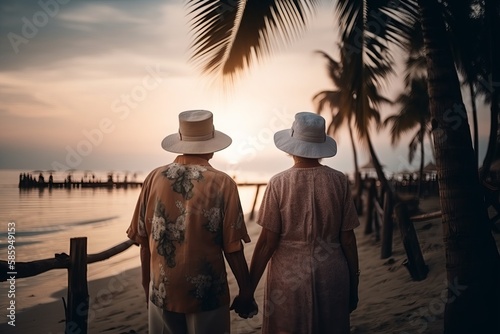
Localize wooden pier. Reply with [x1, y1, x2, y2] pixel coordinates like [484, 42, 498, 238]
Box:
[18, 172, 143, 190]
[18, 180, 143, 190]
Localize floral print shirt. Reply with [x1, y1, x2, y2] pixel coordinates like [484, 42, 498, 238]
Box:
[127, 155, 250, 313]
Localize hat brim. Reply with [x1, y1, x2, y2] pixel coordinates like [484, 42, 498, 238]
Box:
[274, 129, 337, 158]
[161, 130, 232, 154]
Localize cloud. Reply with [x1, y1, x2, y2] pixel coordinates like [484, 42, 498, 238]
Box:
[0, 0, 185, 72]
[0, 0, 192, 121]
[58, 2, 148, 25]
[0, 84, 64, 118]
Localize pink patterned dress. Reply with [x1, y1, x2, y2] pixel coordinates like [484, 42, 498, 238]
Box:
[257, 166, 359, 334]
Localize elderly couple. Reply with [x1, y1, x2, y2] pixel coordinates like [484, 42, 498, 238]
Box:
[126, 110, 360, 334]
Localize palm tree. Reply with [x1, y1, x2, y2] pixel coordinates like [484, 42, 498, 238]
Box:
[384, 77, 430, 198]
[478, 0, 500, 183]
[447, 2, 487, 167]
[333, 1, 398, 195]
[417, 1, 500, 332]
[312, 50, 362, 194]
[384, 21, 431, 198]
[400, 19, 437, 163]
[186, 0, 500, 331]
[313, 45, 391, 208]
[438, 1, 500, 182]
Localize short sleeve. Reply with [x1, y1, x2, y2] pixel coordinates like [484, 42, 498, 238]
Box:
[126, 175, 150, 246]
[257, 182, 282, 234]
[222, 179, 250, 254]
[341, 176, 360, 231]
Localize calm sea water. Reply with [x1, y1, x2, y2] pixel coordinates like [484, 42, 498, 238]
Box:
[0, 169, 265, 319]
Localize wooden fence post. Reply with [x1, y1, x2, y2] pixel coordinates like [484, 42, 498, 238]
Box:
[249, 184, 261, 221]
[354, 172, 363, 215]
[372, 202, 381, 242]
[364, 178, 376, 235]
[380, 192, 394, 259]
[66, 237, 89, 334]
[394, 203, 429, 281]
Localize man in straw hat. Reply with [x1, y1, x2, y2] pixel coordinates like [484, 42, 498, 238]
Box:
[127, 110, 257, 334]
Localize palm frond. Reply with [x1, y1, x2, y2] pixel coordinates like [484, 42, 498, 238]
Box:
[384, 76, 430, 148]
[187, 0, 319, 78]
[404, 55, 427, 85]
[314, 50, 342, 87]
[335, 0, 363, 40]
[384, 109, 419, 145]
[331, 112, 348, 135]
[313, 90, 341, 114]
[380, 0, 419, 48]
[187, 0, 241, 75]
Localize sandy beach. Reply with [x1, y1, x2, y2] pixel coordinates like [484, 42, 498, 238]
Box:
[2, 194, 499, 334]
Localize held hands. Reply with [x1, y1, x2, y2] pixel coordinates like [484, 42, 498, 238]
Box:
[230, 295, 258, 319]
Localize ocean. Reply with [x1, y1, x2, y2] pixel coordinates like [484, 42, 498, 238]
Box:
[0, 168, 265, 320]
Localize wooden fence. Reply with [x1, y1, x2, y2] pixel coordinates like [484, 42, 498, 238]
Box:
[0, 238, 135, 333]
[236, 182, 267, 220]
[362, 177, 441, 281]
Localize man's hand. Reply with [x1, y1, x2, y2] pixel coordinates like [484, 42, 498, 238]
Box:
[142, 282, 150, 307]
[230, 295, 258, 319]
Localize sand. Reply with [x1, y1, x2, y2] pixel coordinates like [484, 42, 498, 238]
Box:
[2, 195, 499, 334]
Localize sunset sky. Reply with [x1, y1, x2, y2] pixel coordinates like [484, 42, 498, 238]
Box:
[0, 0, 491, 180]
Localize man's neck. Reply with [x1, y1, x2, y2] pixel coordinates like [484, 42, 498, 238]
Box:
[183, 153, 213, 161]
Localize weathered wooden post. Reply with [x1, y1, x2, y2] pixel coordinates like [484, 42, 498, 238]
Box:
[380, 192, 394, 259]
[249, 184, 261, 221]
[354, 171, 364, 215]
[66, 237, 89, 334]
[372, 201, 381, 242]
[394, 203, 429, 281]
[364, 178, 376, 235]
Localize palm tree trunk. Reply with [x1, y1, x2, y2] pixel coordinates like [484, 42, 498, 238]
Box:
[418, 127, 425, 198]
[481, 93, 499, 181]
[365, 132, 392, 196]
[349, 119, 360, 177]
[468, 83, 479, 166]
[366, 131, 395, 259]
[428, 131, 436, 162]
[418, 1, 500, 333]
[480, 0, 500, 182]
[348, 117, 362, 212]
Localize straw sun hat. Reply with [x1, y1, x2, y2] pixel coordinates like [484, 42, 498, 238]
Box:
[274, 112, 337, 159]
[161, 110, 232, 154]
